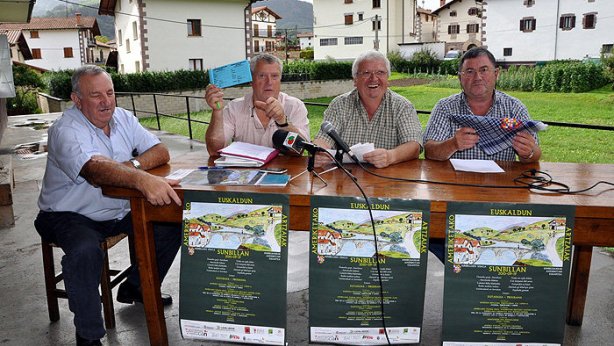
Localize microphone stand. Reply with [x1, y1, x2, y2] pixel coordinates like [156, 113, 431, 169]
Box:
[290, 144, 328, 187]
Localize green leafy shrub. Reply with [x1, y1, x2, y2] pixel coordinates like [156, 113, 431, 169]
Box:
[299, 49, 314, 60]
[7, 65, 45, 115]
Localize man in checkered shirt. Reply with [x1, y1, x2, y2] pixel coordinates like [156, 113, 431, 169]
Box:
[424, 47, 541, 162]
[313, 50, 422, 168]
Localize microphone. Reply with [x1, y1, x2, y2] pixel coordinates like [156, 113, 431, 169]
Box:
[272, 129, 320, 155]
[320, 121, 358, 162]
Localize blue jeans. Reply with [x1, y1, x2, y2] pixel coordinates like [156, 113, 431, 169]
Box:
[35, 211, 180, 340]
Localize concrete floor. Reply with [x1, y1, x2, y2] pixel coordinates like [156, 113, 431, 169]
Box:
[0, 113, 612, 346]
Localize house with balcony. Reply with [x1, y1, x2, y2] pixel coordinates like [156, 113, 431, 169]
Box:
[313, 0, 420, 61]
[484, 0, 614, 64]
[0, 29, 32, 63]
[251, 6, 281, 53]
[0, 14, 101, 71]
[98, 0, 256, 73]
[432, 0, 483, 54]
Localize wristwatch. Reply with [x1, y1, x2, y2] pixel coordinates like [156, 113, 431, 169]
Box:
[129, 158, 142, 170]
[275, 119, 289, 128]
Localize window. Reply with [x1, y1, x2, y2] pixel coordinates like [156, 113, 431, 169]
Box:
[32, 48, 41, 59]
[254, 40, 260, 52]
[345, 0, 353, 3]
[450, 10, 457, 17]
[468, 7, 479, 16]
[520, 18, 537, 32]
[602, 44, 613, 54]
[187, 19, 202, 37]
[467, 24, 479, 34]
[63, 47, 73, 58]
[30, 30, 39, 39]
[320, 38, 338, 46]
[373, 0, 381, 8]
[503, 48, 512, 56]
[559, 14, 576, 30]
[267, 25, 273, 37]
[448, 24, 460, 35]
[118, 30, 123, 45]
[358, 13, 364, 21]
[345, 14, 353, 25]
[135, 61, 140, 73]
[132, 21, 138, 40]
[372, 18, 381, 30]
[253, 24, 259, 37]
[524, 0, 535, 7]
[189, 59, 203, 71]
[583, 13, 596, 29]
[344, 36, 363, 45]
[125, 39, 131, 53]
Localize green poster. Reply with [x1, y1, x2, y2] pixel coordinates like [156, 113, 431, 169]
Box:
[309, 196, 430, 345]
[179, 191, 289, 345]
[442, 202, 575, 346]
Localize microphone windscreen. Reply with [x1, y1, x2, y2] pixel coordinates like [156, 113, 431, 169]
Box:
[272, 129, 304, 155]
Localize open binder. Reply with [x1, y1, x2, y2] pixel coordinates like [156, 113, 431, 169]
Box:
[216, 142, 279, 167]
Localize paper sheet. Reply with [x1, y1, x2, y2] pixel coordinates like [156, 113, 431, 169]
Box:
[450, 159, 504, 173]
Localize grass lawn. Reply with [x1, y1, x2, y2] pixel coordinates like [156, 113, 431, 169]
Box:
[139, 83, 614, 164]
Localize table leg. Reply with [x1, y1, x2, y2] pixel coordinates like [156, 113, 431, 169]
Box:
[131, 199, 168, 346]
[566, 245, 593, 326]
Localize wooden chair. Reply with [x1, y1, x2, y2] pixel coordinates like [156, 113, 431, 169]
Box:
[40, 233, 135, 329]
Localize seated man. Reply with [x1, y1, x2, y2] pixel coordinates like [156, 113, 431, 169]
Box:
[313, 50, 422, 168]
[35, 65, 181, 346]
[424, 47, 541, 162]
[205, 53, 310, 155]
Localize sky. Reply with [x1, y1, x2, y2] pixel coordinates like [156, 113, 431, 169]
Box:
[300, 0, 444, 11]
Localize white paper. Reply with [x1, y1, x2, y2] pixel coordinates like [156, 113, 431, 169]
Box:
[166, 168, 195, 180]
[450, 159, 504, 173]
[219, 141, 277, 162]
[326, 142, 374, 163]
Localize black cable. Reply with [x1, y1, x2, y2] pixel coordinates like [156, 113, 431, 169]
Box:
[320, 151, 392, 345]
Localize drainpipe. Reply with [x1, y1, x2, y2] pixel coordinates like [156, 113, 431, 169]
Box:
[554, 0, 560, 60]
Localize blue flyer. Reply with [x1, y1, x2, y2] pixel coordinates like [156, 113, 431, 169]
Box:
[208, 60, 252, 88]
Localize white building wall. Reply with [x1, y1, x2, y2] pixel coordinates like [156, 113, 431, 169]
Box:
[114, 0, 141, 73]
[144, 0, 247, 72]
[314, 0, 382, 61]
[23, 29, 82, 70]
[485, 0, 614, 63]
[299, 36, 312, 50]
[435, 0, 482, 52]
[313, 0, 417, 61]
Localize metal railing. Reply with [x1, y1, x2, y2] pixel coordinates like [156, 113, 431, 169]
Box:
[115, 92, 614, 140]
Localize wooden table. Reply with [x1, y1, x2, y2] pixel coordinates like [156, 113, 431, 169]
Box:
[103, 153, 614, 346]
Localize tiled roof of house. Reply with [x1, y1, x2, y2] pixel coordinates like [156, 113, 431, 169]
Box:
[0, 29, 22, 44]
[0, 29, 32, 60]
[251, 6, 282, 19]
[0, 16, 100, 35]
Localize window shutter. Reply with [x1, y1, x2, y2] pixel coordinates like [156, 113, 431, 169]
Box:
[520, 19, 523, 31]
[571, 16, 576, 28]
[559, 17, 564, 28]
[532, 19, 537, 29]
[448, 25, 451, 34]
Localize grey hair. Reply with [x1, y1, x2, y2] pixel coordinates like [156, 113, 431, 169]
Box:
[250, 53, 283, 75]
[351, 50, 391, 78]
[71, 65, 112, 96]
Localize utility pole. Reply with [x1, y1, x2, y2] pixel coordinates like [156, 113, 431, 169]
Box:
[284, 28, 289, 63]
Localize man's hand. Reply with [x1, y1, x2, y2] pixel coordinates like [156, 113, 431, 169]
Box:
[363, 149, 392, 168]
[205, 84, 224, 110]
[136, 175, 182, 206]
[454, 127, 480, 151]
[254, 97, 286, 124]
[512, 131, 537, 160]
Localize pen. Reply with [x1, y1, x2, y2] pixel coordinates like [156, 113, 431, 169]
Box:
[198, 166, 223, 170]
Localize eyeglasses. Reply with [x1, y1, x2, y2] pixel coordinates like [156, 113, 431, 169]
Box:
[357, 70, 388, 79]
[460, 66, 497, 77]
[255, 73, 281, 81]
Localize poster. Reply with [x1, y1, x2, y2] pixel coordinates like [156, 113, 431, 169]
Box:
[309, 196, 430, 345]
[179, 191, 289, 345]
[442, 202, 575, 346]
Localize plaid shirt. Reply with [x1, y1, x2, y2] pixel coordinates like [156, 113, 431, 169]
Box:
[315, 89, 422, 150]
[424, 90, 538, 160]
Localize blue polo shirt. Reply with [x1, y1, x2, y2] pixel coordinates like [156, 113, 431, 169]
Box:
[38, 105, 160, 221]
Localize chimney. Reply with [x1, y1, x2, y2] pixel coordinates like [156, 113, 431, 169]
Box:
[440, 0, 446, 7]
[76, 12, 82, 27]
